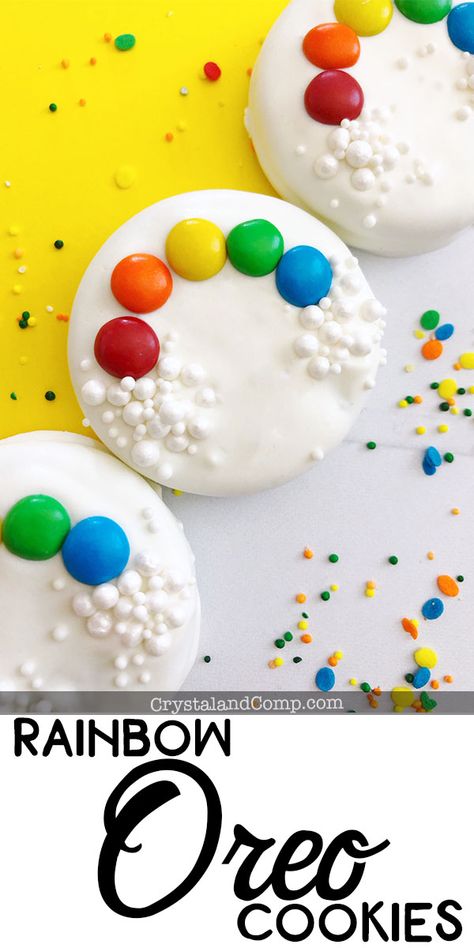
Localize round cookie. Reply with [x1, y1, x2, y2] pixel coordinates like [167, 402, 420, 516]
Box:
[246, 0, 474, 256]
[0, 433, 200, 691]
[69, 190, 386, 495]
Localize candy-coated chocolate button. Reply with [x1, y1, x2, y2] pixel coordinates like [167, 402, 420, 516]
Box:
[94, 316, 160, 379]
[3, 494, 71, 560]
[303, 22, 360, 69]
[276, 245, 332, 307]
[335, 0, 393, 36]
[447, 2, 474, 52]
[166, 218, 226, 281]
[62, 516, 130, 585]
[395, 0, 452, 23]
[227, 219, 284, 276]
[304, 70, 364, 125]
[111, 254, 172, 314]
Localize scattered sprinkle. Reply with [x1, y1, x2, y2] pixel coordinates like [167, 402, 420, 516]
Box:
[204, 61, 221, 81]
[115, 33, 136, 52]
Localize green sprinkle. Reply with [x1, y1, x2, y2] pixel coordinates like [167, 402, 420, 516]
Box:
[366, 441, 376, 450]
[18, 319, 28, 329]
[45, 390, 56, 401]
[360, 682, 371, 693]
[388, 555, 399, 565]
[22, 311, 30, 320]
[283, 631, 293, 642]
[421, 691, 437, 712]
[457, 388, 466, 395]
[9, 392, 17, 400]
[444, 452, 454, 463]
[293, 656, 303, 664]
[464, 409, 472, 417]
[420, 309, 440, 331]
[439, 402, 450, 412]
[115, 33, 136, 51]
[275, 638, 286, 649]
[49, 102, 58, 112]
[430, 382, 439, 390]
[457, 575, 464, 583]
[54, 239, 64, 249]
[328, 553, 339, 563]
[320, 591, 330, 602]
[203, 655, 211, 663]
[301, 612, 309, 619]
[405, 673, 414, 684]
[406, 395, 414, 404]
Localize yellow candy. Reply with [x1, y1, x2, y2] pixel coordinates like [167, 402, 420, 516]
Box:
[437, 378, 457, 399]
[460, 352, 474, 370]
[438, 424, 449, 433]
[391, 686, 414, 710]
[349, 678, 357, 686]
[274, 657, 284, 667]
[114, 165, 136, 189]
[298, 620, 308, 630]
[399, 399, 408, 408]
[415, 426, 426, 435]
[335, 0, 393, 36]
[414, 647, 438, 669]
[166, 218, 226, 281]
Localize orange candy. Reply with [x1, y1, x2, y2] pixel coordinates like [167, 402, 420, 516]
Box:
[328, 656, 337, 667]
[111, 254, 173, 314]
[437, 575, 459, 598]
[296, 593, 307, 603]
[421, 338, 443, 361]
[301, 633, 313, 644]
[303, 22, 360, 69]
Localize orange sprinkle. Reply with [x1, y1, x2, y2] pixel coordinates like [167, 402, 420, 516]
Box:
[413, 395, 423, 404]
[427, 551, 435, 560]
[61, 58, 70, 69]
[431, 680, 439, 690]
[366, 580, 376, 590]
[453, 362, 461, 371]
[402, 618, 418, 640]
[295, 593, 306, 603]
[444, 675, 453, 684]
[13, 248, 23, 259]
[437, 575, 459, 597]
[301, 633, 313, 644]
[412, 699, 422, 711]
[447, 397, 456, 406]
[79, 98, 86, 106]
[247, 67, 253, 77]
[451, 507, 460, 516]
[369, 698, 378, 709]
[303, 547, 314, 559]
[90, 56, 97, 65]
[268, 660, 276, 669]
[104, 32, 112, 42]
[328, 656, 337, 667]
[165, 131, 174, 142]
[372, 686, 382, 697]
[56, 313, 69, 322]
[421, 338, 443, 361]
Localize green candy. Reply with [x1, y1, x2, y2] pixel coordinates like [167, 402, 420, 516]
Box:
[420, 309, 440, 330]
[227, 219, 284, 277]
[395, 0, 451, 24]
[3, 494, 71, 560]
[115, 33, 136, 51]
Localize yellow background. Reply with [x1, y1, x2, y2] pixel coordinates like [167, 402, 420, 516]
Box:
[0, 0, 286, 439]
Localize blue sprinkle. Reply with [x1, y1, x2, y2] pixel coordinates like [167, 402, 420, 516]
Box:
[413, 666, 431, 690]
[435, 323, 454, 341]
[448, 3, 474, 53]
[422, 597, 444, 621]
[276, 245, 332, 308]
[422, 457, 437, 477]
[425, 446, 442, 467]
[315, 666, 335, 692]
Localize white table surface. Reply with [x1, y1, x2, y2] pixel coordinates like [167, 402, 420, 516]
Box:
[167, 227, 474, 693]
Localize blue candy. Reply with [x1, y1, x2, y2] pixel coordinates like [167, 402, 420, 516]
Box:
[422, 597, 445, 621]
[448, 2, 474, 52]
[413, 666, 431, 690]
[435, 323, 454, 341]
[62, 516, 130, 585]
[315, 666, 336, 692]
[276, 245, 332, 308]
[425, 446, 442, 467]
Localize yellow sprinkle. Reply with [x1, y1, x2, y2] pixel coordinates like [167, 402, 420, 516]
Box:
[469, 386, 474, 395]
[12, 284, 22, 294]
[365, 588, 375, 598]
[415, 426, 426, 435]
[414, 647, 438, 669]
[172, 489, 183, 496]
[274, 657, 284, 667]
[414, 329, 426, 339]
[8, 225, 20, 236]
[404, 363, 414, 373]
[437, 378, 457, 399]
[459, 352, 474, 370]
[298, 620, 308, 631]
[412, 619, 419, 627]
[28, 317, 37, 327]
[349, 678, 357, 686]
[398, 399, 408, 408]
[452, 507, 460, 515]
[450, 406, 459, 415]
[438, 424, 449, 433]
[427, 551, 435, 560]
[19, 356, 28, 365]
[330, 583, 339, 592]
[177, 120, 187, 131]
[114, 165, 136, 189]
[334, 650, 343, 660]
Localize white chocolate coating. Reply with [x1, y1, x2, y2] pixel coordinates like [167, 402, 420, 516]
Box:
[0, 433, 200, 691]
[69, 190, 386, 495]
[246, 0, 474, 256]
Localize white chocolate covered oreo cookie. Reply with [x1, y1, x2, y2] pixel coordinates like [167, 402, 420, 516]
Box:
[246, 0, 474, 256]
[69, 190, 386, 495]
[0, 432, 200, 691]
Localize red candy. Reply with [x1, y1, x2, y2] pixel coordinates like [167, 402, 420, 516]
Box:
[304, 70, 364, 125]
[111, 254, 172, 314]
[204, 61, 221, 81]
[94, 317, 160, 379]
[303, 23, 360, 69]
